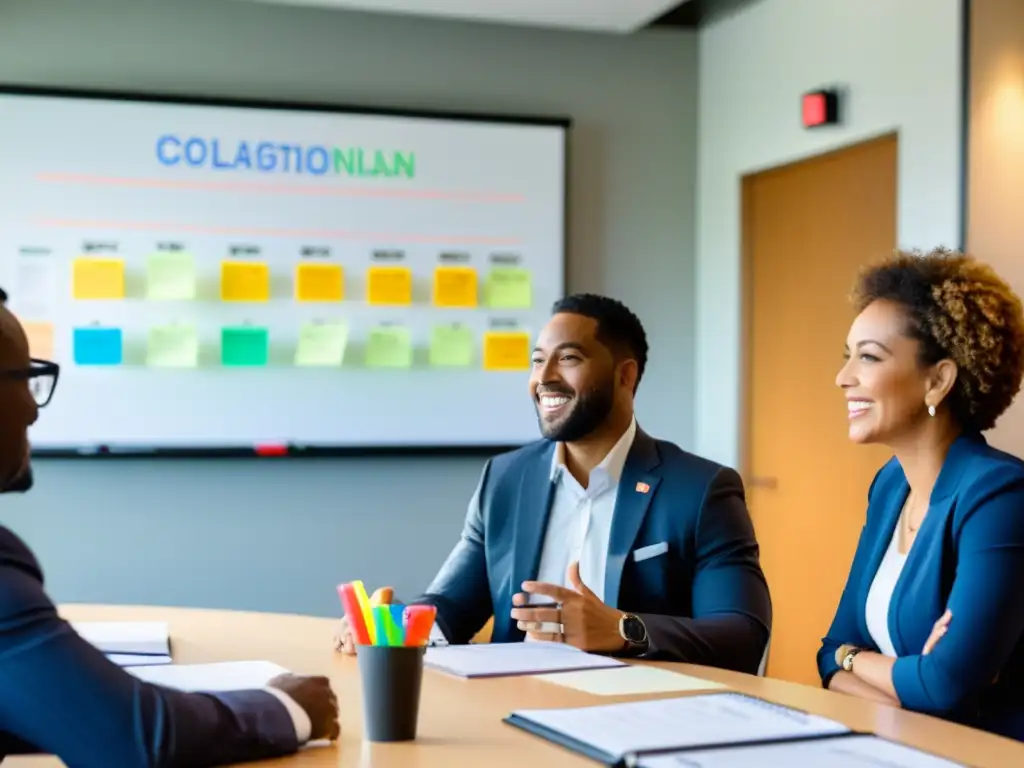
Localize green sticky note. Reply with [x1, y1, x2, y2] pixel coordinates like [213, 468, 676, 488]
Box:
[365, 325, 413, 368]
[295, 322, 347, 366]
[429, 324, 474, 367]
[146, 252, 196, 300]
[221, 326, 269, 367]
[147, 324, 199, 368]
[484, 267, 532, 308]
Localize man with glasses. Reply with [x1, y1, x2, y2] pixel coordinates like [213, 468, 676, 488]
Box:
[0, 297, 340, 766]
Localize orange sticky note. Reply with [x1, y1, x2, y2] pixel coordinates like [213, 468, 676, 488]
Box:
[295, 263, 343, 303]
[367, 266, 412, 306]
[72, 257, 125, 300]
[21, 321, 54, 359]
[482, 331, 531, 371]
[221, 261, 270, 302]
[432, 266, 478, 308]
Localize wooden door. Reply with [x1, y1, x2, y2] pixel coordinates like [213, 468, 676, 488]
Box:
[743, 135, 898, 685]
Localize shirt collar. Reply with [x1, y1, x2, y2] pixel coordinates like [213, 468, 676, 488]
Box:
[550, 417, 638, 485]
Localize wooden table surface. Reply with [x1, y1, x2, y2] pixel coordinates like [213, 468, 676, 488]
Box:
[7, 604, 1024, 767]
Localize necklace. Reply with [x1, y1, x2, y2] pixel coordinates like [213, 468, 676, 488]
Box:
[904, 492, 926, 532]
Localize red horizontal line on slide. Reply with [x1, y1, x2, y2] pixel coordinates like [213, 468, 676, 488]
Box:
[36, 173, 525, 204]
[36, 218, 522, 246]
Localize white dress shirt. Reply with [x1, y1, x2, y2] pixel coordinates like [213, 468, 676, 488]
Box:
[534, 417, 638, 601]
[865, 525, 907, 657]
[262, 688, 311, 743]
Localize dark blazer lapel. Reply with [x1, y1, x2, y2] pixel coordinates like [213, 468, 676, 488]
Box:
[604, 430, 662, 607]
[888, 433, 981, 653]
[511, 442, 558, 593]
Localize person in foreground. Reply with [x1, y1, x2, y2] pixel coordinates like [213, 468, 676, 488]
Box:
[338, 294, 772, 671]
[818, 249, 1024, 740]
[0, 300, 339, 765]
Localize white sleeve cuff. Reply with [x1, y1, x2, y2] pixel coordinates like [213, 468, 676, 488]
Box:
[263, 687, 312, 743]
[428, 621, 449, 647]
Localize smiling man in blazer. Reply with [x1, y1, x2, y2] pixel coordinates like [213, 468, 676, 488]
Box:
[337, 294, 772, 671]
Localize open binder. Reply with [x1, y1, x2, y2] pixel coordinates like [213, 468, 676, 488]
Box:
[504, 692, 965, 767]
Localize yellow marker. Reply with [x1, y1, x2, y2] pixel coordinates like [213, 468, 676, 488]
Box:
[366, 265, 412, 306]
[483, 330, 531, 371]
[295, 263, 344, 303]
[432, 266, 478, 308]
[221, 261, 270, 302]
[352, 580, 376, 645]
[21, 321, 54, 360]
[72, 257, 125, 300]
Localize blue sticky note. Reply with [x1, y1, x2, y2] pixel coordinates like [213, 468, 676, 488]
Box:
[73, 327, 123, 366]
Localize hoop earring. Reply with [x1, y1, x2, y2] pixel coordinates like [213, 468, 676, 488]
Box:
[928, 404, 936, 417]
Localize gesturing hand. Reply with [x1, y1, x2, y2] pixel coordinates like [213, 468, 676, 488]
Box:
[267, 674, 340, 741]
[922, 609, 952, 656]
[510, 561, 625, 653]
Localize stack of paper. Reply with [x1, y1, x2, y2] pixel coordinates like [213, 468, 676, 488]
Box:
[505, 692, 851, 765]
[424, 641, 625, 679]
[129, 661, 290, 692]
[73, 621, 172, 667]
[637, 734, 966, 767]
[535, 665, 727, 696]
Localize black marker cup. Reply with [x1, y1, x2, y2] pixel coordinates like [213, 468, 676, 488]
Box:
[357, 644, 427, 742]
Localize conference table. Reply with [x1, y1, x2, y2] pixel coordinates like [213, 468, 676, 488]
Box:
[8, 604, 1024, 767]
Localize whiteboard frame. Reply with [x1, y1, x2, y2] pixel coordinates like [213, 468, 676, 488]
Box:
[0, 83, 570, 460]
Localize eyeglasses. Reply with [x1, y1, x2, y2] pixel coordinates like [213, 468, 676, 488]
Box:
[2, 358, 60, 407]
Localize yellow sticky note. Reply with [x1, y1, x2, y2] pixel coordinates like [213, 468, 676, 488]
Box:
[147, 252, 196, 300]
[72, 257, 125, 300]
[429, 325, 474, 367]
[367, 266, 412, 306]
[21, 321, 54, 359]
[484, 267, 532, 309]
[365, 325, 413, 368]
[296, 263, 344, 303]
[147, 324, 199, 368]
[483, 330, 531, 371]
[432, 266, 478, 308]
[295, 322, 347, 366]
[221, 261, 270, 302]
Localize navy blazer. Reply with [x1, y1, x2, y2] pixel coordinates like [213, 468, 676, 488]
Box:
[818, 434, 1024, 740]
[417, 429, 772, 673]
[0, 525, 299, 767]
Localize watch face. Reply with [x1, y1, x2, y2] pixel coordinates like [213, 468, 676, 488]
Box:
[623, 616, 646, 643]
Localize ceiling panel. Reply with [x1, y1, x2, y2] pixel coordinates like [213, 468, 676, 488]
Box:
[228, 0, 690, 32]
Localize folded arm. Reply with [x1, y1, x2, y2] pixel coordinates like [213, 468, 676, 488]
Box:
[889, 476, 1024, 715]
[640, 469, 772, 673]
[414, 460, 494, 644]
[0, 564, 300, 767]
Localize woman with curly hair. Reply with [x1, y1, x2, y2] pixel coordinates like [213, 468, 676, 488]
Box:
[818, 248, 1024, 740]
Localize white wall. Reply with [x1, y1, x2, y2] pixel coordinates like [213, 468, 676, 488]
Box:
[696, 0, 964, 468]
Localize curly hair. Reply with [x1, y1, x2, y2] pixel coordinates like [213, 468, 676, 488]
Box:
[852, 248, 1024, 432]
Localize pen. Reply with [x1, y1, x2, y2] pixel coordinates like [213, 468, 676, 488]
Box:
[351, 580, 377, 645]
[336, 583, 371, 645]
[403, 605, 437, 647]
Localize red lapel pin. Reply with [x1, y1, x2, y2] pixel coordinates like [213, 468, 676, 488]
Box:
[635, 481, 650, 494]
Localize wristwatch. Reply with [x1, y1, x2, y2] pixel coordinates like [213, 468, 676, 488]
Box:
[619, 613, 649, 650]
[841, 646, 863, 672]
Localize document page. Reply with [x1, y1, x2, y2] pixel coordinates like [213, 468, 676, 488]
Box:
[509, 692, 849, 760]
[535, 665, 727, 696]
[108, 653, 173, 667]
[425, 641, 625, 678]
[637, 734, 965, 767]
[73, 621, 170, 656]
[129, 661, 289, 692]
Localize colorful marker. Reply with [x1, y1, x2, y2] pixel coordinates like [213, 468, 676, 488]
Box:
[336, 583, 371, 645]
[352, 580, 376, 645]
[403, 605, 437, 647]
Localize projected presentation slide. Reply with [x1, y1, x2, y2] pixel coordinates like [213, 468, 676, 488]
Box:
[0, 88, 567, 455]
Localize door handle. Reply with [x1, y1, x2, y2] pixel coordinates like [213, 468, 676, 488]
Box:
[748, 476, 778, 490]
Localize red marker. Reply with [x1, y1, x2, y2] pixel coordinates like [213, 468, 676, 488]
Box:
[336, 583, 372, 645]
[403, 605, 437, 647]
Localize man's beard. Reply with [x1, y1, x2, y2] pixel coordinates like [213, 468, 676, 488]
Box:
[536, 379, 615, 442]
[1, 465, 33, 493]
